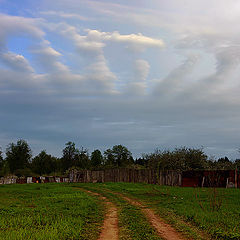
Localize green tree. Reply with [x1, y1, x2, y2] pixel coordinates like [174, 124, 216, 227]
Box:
[135, 157, 147, 166]
[0, 148, 3, 170]
[216, 157, 233, 170]
[61, 142, 77, 171]
[91, 149, 103, 168]
[104, 145, 133, 167]
[5, 139, 32, 173]
[145, 147, 208, 171]
[31, 150, 57, 175]
[0, 148, 5, 176]
[104, 149, 115, 167]
[61, 142, 90, 171]
[144, 149, 163, 169]
[74, 147, 90, 169]
[173, 147, 208, 170]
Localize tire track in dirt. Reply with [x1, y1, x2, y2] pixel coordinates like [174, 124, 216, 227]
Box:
[83, 187, 209, 240]
[79, 189, 119, 240]
[118, 194, 186, 240]
[83, 187, 185, 240]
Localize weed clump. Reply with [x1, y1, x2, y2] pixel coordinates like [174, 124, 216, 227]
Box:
[195, 188, 224, 212]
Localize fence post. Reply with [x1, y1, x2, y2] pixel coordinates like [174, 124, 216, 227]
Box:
[235, 168, 238, 189]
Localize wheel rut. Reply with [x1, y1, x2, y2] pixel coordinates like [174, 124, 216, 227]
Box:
[120, 195, 185, 240]
[78, 187, 186, 240]
[81, 189, 119, 240]
[97, 197, 118, 240]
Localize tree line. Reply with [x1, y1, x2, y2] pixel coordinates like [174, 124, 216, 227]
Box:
[0, 139, 240, 177]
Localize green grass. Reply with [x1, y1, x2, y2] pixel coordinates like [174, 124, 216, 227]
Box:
[0, 183, 104, 240]
[1, 182, 239, 240]
[72, 183, 162, 240]
[83, 182, 240, 240]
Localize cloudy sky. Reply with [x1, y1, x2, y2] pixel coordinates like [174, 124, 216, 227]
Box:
[0, 0, 240, 159]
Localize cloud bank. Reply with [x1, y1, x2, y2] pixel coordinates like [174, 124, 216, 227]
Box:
[0, 1, 240, 159]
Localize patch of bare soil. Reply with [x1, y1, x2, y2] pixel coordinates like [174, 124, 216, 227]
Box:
[98, 201, 118, 240]
[121, 195, 185, 240]
[82, 189, 119, 240]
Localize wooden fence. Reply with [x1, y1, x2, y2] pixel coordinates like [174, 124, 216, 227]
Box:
[1, 170, 237, 188]
[69, 169, 182, 186]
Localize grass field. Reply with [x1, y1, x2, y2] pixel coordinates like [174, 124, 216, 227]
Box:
[1, 182, 240, 240]
[0, 183, 104, 240]
[81, 182, 240, 240]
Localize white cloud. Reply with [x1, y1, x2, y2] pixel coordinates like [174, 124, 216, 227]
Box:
[33, 46, 62, 57]
[57, 24, 164, 54]
[0, 52, 34, 73]
[47, 23, 118, 93]
[0, 14, 44, 47]
[153, 54, 199, 97]
[84, 29, 164, 52]
[2, 2, 240, 158]
[125, 59, 150, 95]
[0, 68, 45, 91]
[31, 45, 69, 73]
[100, 31, 164, 51]
[58, 24, 105, 54]
[83, 55, 117, 94]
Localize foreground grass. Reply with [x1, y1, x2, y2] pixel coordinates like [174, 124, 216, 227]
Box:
[1, 182, 239, 240]
[72, 183, 162, 240]
[86, 182, 240, 240]
[0, 183, 104, 240]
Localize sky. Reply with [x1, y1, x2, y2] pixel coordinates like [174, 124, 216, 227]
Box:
[0, 0, 240, 159]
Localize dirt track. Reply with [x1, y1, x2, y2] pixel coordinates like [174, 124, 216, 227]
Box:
[82, 188, 186, 240]
[121, 195, 185, 240]
[84, 190, 119, 240]
[98, 198, 118, 240]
